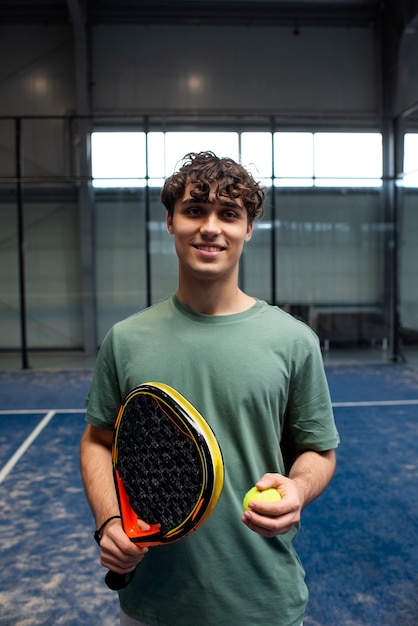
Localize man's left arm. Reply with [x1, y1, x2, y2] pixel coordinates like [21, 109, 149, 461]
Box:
[241, 449, 336, 537]
[289, 448, 337, 508]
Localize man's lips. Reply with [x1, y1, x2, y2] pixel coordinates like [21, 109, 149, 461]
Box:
[193, 244, 225, 252]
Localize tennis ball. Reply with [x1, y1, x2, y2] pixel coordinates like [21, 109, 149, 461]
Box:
[243, 486, 282, 511]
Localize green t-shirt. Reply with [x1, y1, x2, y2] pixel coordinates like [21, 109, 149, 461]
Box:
[86, 295, 339, 626]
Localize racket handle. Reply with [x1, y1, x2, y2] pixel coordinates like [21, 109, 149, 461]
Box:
[105, 569, 135, 590]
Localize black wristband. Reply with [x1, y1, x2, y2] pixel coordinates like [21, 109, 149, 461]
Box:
[94, 515, 121, 545]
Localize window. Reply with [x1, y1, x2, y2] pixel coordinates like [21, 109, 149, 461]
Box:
[241, 132, 272, 185]
[274, 133, 313, 186]
[91, 130, 383, 188]
[273, 132, 382, 187]
[313, 133, 382, 187]
[403, 133, 418, 187]
[164, 132, 239, 178]
[91, 132, 146, 187]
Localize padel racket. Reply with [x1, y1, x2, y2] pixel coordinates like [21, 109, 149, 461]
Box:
[105, 382, 224, 590]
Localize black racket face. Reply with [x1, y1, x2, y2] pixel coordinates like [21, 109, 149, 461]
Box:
[114, 384, 219, 543]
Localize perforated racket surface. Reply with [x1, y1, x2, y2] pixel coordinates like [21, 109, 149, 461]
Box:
[105, 382, 223, 589]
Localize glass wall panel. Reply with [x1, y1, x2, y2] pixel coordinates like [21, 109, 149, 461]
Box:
[273, 188, 388, 347]
[1, 121, 407, 362]
[0, 117, 83, 353]
[94, 189, 147, 342]
[0, 200, 20, 348]
[23, 191, 83, 349]
[0, 119, 16, 177]
[149, 188, 177, 304]
[23, 118, 70, 178]
[241, 191, 272, 302]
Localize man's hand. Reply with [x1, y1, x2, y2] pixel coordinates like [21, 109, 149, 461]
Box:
[241, 473, 303, 537]
[241, 449, 336, 538]
[80, 424, 151, 573]
[99, 517, 149, 574]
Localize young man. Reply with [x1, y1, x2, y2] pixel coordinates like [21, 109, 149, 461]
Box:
[80, 151, 339, 626]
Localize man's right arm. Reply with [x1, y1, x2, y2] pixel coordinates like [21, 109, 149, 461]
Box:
[80, 424, 119, 527]
[80, 424, 148, 573]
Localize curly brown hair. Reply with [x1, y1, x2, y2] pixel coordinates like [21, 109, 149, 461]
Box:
[161, 151, 265, 222]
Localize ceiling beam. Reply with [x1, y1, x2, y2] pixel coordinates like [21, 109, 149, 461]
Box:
[88, 1, 377, 27]
[0, 1, 379, 28]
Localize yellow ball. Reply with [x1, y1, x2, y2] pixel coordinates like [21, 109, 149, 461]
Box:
[242, 486, 282, 511]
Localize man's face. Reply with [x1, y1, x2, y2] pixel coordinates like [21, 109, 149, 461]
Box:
[166, 183, 253, 283]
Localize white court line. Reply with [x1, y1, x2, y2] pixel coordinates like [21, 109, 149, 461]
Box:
[2, 401, 418, 414]
[332, 399, 418, 407]
[0, 410, 56, 484]
[0, 401, 416, 484]
[0, 409, 85, 415]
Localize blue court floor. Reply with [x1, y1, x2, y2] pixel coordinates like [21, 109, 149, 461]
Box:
[0, 364, 418, 625]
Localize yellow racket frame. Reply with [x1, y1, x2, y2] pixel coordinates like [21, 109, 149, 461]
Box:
[112, 382, 224, 546]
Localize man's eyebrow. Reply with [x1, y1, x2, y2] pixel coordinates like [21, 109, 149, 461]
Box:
[180, 198, 244, 210]
[219, 199, 244, 210]
[179, 198, 204, 207]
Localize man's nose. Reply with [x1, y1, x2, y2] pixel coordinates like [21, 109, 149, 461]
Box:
[200, 213, 221, 235]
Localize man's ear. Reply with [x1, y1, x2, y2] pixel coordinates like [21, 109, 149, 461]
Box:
[245, 221, 253, 242]
[166, 212, 174, 234]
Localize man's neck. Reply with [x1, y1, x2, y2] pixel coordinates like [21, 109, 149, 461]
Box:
[176, 280, 255, 316]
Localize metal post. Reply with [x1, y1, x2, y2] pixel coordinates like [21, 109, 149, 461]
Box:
[270, 126, 277, 305]
[15, 117, 29, 369]
[379, 7, 401, 363]
[145, 127, 152, 308]
[67, 0, 97, 353]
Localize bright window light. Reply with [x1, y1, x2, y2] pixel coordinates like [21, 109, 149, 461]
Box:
[314, 132, 382, 187]
[147, 132, 166, 186]
[91, 132, 146, 188]
[91, 130, 385, 189]
[274, 133, 314, 186]
[164, 132, 239, 176]
[403, 133, 418, 187]
[241, 132, 272, 179]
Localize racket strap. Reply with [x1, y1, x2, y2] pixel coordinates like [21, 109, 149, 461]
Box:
[94, 515, 121, 545]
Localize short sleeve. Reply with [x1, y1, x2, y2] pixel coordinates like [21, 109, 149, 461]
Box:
[85, 328, 123, 430]
[284, 341, 340, 454]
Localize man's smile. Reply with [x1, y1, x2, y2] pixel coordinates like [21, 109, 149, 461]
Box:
[193, 244, 226, 252]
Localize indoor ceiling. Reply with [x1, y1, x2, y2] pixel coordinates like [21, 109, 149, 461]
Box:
[0, 0, 416, 31]
[0, 0, 386, 27]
